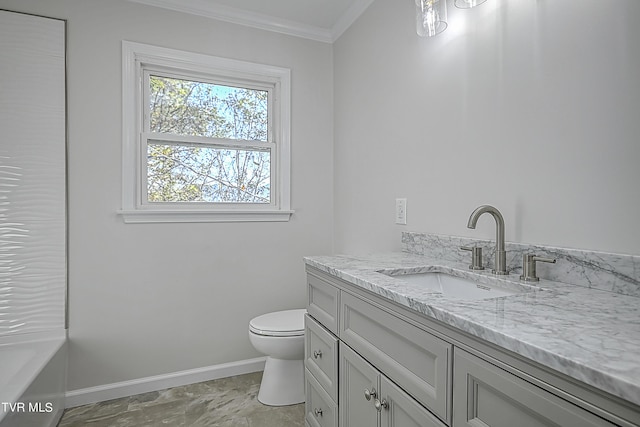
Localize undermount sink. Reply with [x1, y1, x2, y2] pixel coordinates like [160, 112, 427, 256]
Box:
[380, 269, 534, 300]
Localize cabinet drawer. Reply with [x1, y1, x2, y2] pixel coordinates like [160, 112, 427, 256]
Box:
[306, 367, 338, 427]
[340, 291, 452, 423]
[453, 349, 617, 427]
[305, 314, 339, 402]
[307, 273, 340, 335]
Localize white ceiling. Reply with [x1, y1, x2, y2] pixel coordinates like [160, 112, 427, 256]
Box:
[128, 0, 376, 43]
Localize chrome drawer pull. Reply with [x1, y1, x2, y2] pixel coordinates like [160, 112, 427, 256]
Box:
[364, 387, 377, 401]
[313, 349, 323, 359]
[314, 408, 323, 417]
[374, 398, 389, 411]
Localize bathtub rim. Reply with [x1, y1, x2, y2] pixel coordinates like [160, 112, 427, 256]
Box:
[0, 329, 67, 423]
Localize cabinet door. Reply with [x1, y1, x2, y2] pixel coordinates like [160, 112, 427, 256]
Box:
[340, 343, 379, 427]
[380, 376, 446, 427]
[453, 349, 616, 427]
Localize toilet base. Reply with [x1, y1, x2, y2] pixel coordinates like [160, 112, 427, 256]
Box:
[258, 357, 304, 406]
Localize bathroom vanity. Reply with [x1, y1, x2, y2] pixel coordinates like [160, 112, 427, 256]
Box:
[302, 237, 640, 427]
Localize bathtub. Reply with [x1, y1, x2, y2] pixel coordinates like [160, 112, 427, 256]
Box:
[0, 331, 66, 427]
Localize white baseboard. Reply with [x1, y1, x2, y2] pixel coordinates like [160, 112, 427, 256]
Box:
[64, 357, 266, 408]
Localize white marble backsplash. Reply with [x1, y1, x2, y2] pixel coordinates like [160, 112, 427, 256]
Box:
[402, 232, 640, 297]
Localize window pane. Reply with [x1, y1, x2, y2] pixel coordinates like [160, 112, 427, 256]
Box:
[147, 143, 270, 203]
[149, 75, 268, 141]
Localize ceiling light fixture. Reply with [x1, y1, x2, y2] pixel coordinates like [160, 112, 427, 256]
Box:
[415, 0, 447, 37]
[416, 0, 487, 37]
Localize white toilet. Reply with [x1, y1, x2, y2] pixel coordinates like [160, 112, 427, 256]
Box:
[248, 308, 306, 406]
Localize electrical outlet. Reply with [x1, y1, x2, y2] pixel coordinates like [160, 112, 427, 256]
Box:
[395, 198, 407, 225]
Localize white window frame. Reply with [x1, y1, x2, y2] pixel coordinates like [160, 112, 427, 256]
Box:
[119, 41, 292, 223]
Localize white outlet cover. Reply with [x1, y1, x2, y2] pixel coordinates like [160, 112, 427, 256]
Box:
[395, 198, 407, 225]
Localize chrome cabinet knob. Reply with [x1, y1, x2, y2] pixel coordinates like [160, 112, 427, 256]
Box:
[314, 408, 323, 417]
[364, 387, 377, 401]
[374, 398, 388, 411]
[313, 349, 322, 359]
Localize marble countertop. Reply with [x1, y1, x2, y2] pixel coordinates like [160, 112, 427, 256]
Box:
[304, 252, 640, 407]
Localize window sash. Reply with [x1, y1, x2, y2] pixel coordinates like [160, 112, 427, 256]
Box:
[142, 68, 274, 143]
[140, 133, 277, 209]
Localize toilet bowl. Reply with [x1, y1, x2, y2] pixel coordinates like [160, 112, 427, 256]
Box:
[248, 308, 306, 406]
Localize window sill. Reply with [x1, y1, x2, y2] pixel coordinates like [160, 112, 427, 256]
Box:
[117, 209, 294, 223]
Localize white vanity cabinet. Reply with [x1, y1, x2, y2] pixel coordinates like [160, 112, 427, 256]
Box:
[305, 266, 638, 427]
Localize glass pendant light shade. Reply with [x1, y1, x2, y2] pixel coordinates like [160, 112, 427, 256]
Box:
[454, 0, 487, 8]
[415, 0, 447, 37]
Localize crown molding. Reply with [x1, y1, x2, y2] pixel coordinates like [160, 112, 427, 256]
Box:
[127, 0, 374, 43]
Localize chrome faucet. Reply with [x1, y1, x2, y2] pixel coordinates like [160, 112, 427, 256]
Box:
[467, 205, 508, 275]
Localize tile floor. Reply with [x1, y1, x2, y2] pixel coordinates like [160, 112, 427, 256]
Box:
[57, 372, 305, 427]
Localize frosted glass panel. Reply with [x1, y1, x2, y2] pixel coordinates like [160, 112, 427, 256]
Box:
[0, 11, 66, 336]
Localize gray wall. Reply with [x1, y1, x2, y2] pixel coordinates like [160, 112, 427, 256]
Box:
[333, 0, 640, 256]
[0, 0, 334, 391]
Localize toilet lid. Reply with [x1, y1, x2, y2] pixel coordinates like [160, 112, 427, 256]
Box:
[249, 309, 306, 337]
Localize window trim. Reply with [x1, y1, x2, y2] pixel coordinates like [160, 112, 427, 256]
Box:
[119, 40, 292, 223]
